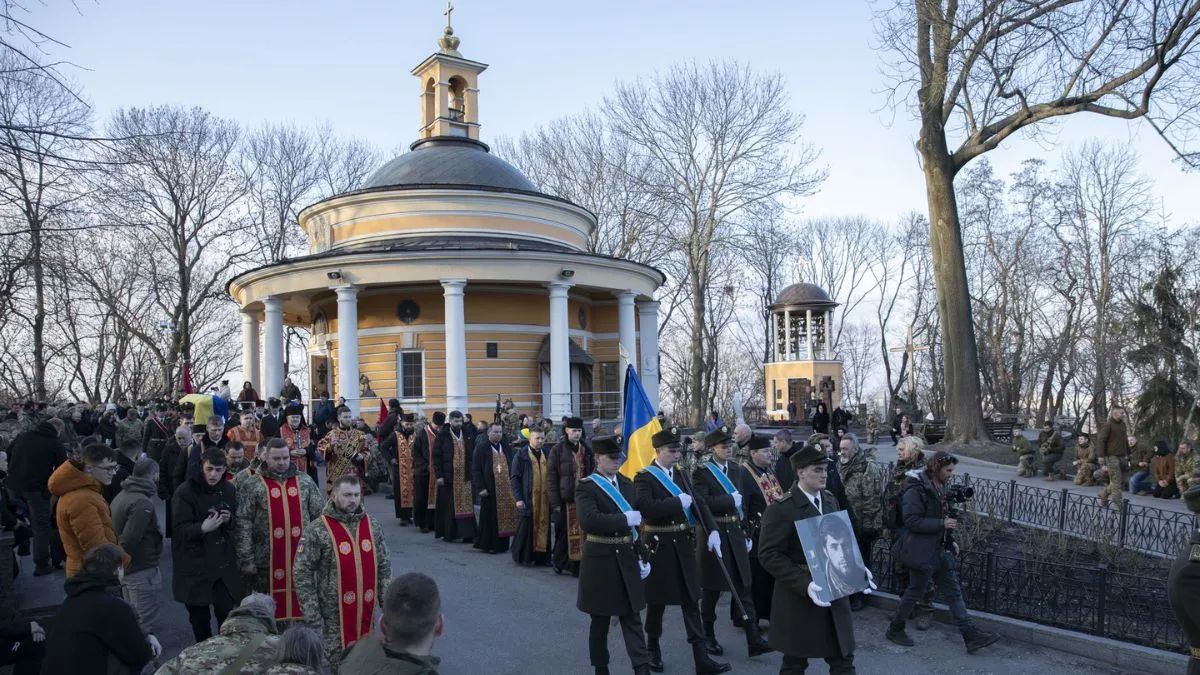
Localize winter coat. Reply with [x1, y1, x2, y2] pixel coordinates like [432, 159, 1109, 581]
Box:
[279, 382, 302, 403]
[839, 446, 885, 533]
[340, 637, 441, 675]
[510, 446, 549, 517]
[41, 572, 152, 675]
[1152, 452, 1176, 484]
[110, 475, 162, 573]
[691, 461, 752, 591]
[893, 469, 952, 569]
[170, 474, 238, 605]
[48, 460, 125, 578]
[812, 409, 830, 434]
[1094, 418, 1129, 458]
[546, 438, 594, 510]
[633, 463, 702, 606]
[6, 421, 65, 494]
[574, 474, 645, 617]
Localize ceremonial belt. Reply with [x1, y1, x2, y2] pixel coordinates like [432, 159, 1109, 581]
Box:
[586, 534, 633, 545]
[644, 465, 695, 526]
[642, 522, 692, 533]
[588, 473, 638, 542]
[713, 514, 740, 525]
[704, 462, 743, 519]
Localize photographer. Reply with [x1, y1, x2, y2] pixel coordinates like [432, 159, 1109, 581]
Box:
[885, 451, 999, 654]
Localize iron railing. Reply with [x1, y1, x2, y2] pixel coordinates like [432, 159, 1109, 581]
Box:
[871, 544, 1187, 653]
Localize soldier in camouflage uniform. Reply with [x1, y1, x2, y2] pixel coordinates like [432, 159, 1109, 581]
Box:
[236, 440, 324, 606]
[501, 399, 521, 443]
[156, 593, 281, 674]
[1072, 436, 1097, 486]
[115, 409, 145, 453]
[1178, 442, 1199, 495]
[866, 413, 880, 445]
[294, 475, 391, 665]
[1013, 434, 1037, 477]
[1037, 422, 1065, 480]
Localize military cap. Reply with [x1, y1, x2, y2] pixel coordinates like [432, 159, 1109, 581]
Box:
[267, 397, 281, 407]
[652, 426, 683, 449]
[748, 434, 771, 451]
[592, 434, 625, 457]
[284, 403, 304, 417]
[789, 444, 830, 471]
[704, 424, 732, 448]
[432, 411, 447, 425]
[564, 416, 584, 430]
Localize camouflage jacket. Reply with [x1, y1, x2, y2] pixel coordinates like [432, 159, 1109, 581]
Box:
[501, 410, 520, 442]
[294, 501, 392, 653]
[235, 465, 324, 571]
[1037, 430, 1064, 455]
[1177, 451, 1199, 484]
[155, 609, 279, 674]
[116, 418, 145, 451]
[839, 447, 885, 532]
[1012, 434, 1034, 457]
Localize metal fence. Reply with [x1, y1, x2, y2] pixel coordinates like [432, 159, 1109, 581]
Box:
[953, 471, 1198, 559]
[870, 544, 1187, 653]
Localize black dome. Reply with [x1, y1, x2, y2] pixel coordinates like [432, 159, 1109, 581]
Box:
[361, 136, 537, 192]
[771, 283, 837, 309]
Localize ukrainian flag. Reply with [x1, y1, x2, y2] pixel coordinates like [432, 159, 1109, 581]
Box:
[620, 365, 661, 480]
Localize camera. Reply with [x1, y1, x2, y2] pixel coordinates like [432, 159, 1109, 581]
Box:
[947, 484, 974, 504]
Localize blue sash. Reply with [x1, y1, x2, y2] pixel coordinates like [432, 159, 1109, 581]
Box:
[644, 464, 695, 527]
[589, 473, 638, 542]
[704, 462, 743, 519]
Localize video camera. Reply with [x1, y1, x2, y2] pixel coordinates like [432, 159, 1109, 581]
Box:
[946, 484, 974, 518]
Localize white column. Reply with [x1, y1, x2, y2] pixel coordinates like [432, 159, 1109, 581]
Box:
[805, 309, 815, 360]
[262, 297, 284, 400]
[617, 291, 637, 397]
[240, 309, 261, 393]
[638, 301, 660, 411]
[335, 285, 360, 416]
[770, 312, 779, 362]
[784, 309, 792, 361]
[548, 282, 572, 418]
[442, 279, 468, 412]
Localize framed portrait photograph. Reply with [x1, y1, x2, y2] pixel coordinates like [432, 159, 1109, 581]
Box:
[794, 510, 870, 604]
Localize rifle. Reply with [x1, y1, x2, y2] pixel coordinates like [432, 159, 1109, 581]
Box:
[679, 468, 749, 623]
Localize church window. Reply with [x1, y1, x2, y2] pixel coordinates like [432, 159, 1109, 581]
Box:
[397, 350, 425, 400]
[486, 342, 498, 358]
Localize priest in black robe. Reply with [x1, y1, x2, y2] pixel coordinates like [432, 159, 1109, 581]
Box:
[511, 427, 552, 566]
[471, 422, 516, 554]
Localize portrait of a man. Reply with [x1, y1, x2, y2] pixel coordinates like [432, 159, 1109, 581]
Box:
[795, 510, 869, 604]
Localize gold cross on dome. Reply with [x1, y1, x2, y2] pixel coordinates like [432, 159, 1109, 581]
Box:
[444, 1, 454, 29]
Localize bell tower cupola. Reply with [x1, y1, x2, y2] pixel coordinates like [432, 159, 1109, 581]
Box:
[412, 2, 487, 140]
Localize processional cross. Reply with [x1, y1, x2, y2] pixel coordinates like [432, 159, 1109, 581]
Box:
[889, 326, 929, 402]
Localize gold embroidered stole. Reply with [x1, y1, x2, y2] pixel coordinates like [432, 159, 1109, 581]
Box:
[530, 449, 550, 552]
[492, 447, 518, 537]
[451, 433, 472, 519]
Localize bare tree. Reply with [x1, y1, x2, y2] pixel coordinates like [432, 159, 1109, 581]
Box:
[798, 215, 886, 350]
[876, 0, 1200, 441]
[604, 60, 825, 425]
[96, 105, 249, 395]
[841, 322, 883, 408]
[871, 212, 932, 404]
[737, 202, 803, 364]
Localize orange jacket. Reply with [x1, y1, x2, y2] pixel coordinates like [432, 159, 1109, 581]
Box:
[48, 461, 128, 577]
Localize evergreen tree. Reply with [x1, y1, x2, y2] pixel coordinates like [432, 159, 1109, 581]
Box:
[1127, 260, 1198, 442]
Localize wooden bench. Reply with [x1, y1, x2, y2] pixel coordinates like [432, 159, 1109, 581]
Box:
[921, 420, 1014, 444]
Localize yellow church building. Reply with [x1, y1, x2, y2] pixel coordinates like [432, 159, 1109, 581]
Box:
[227, 23, 664, 422]
[763, 283, 844, 421]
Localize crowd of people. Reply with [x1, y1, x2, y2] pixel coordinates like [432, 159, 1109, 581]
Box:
[0, 389, 1007, 675]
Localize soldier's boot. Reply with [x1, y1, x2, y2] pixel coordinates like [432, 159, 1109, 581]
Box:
[691, 642, 732, 674]
[646, 636, 664, 673]
[914, 605, 933, 630]
[962, 626, 1000, 654]
[745, 624, 772, 657]
[886, 619, 915, 647]
[702, 622, 724, 656]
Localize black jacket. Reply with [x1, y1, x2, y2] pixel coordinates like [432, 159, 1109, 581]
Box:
[171, 475, 239, 605]
[7, 422, 66, 494]
[432, 425, 473, 487]
[259, 411, 284, 439]
[575, 474, 644, 617]
[412, 425, 438, 477]
[894, 469, 952, 569]
[546, 438, 594, 511]
[41, 572, 152, 675]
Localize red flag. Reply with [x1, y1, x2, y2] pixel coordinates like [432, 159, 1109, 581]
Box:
[377, 398, 388, 439]
[182, 362, 194, 394]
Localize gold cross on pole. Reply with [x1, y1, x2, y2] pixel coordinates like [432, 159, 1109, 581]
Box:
[889, 326, 929, 399]
[444, 1, 454, 30]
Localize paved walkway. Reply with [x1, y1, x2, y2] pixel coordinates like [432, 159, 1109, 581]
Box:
[13, 472, 1136, 673]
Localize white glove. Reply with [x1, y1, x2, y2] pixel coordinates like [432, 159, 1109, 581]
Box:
[864, 567, 877, 594]
[807, 581, 831, 607]
[639, 561, 652, 579]
[745, 538, 753, 553]
[624, 510, 643, 527]
[732, 492, 743, 509]
[707, 530, 723, 558]
[677, 493, 693, 512]
[147, 634, 162, 658]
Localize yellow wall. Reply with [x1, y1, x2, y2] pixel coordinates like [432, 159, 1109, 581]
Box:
[763, 361, 844, 420]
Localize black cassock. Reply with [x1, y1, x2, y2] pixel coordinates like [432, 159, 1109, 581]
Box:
[472, 440, 514, 554]
[510, 447, 552, 565]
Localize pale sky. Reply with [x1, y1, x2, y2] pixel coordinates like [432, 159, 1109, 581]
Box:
[41, 0, 1199, 224]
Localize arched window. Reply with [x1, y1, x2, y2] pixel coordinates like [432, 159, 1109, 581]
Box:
[447, 76, 467, 122]
[423, 78, 436, 132]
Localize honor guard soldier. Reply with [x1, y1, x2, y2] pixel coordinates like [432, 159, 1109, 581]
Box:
[575, 435, 652, 675]
[1170, 482, 1200, 675]
[758, 444, 859, 674]
[635, 427, 730, 674]
[692, 425, 772, 659]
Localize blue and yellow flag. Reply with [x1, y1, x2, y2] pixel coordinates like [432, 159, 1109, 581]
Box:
[620, 365, 661, 480]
